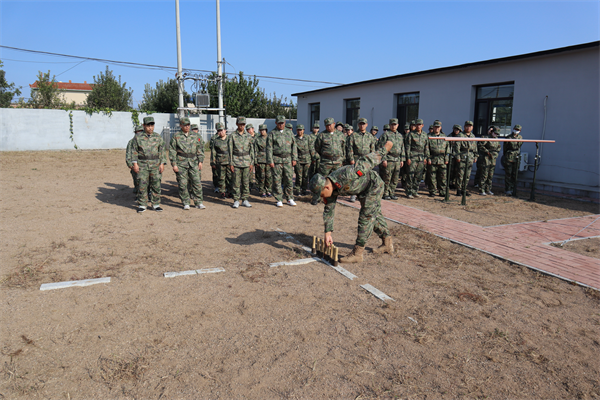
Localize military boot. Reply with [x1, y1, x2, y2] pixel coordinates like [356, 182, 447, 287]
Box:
[340, 245, 365, 263]
[373, 236, 394, 254]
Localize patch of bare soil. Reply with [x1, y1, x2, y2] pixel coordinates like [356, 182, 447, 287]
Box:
[1, 150, 599, 399]
[553, 237, 600, 260]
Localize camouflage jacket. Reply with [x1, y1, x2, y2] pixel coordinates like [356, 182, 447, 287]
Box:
[253, 134, 269, 164]
[131, 131, 167, 165]
[126, 136, 137, 168]
[503, 133, 523, 162]
[228, 130, 255, 167]
[169, 130, 204, 167]
[307, 134, 320, 161]
[477, 134, 501, 167]
[425, 133, 450, 164]
[405, 130, 428, 162]
[377, 130, 405, 163]
[453, 132, 478, 162]
[294, 135, 313, 164]
[267, 129, 297, 164]
[347, 131, 375, 163]
[315, 130, 346, 165]
[322, 149, 388, 233]
[210, 135, 230, 165]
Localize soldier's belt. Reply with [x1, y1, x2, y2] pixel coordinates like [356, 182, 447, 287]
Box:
[273, 153, 291, 158]
[233, 150, 250, 157]
[216, 149, 227, 154]
[176, 150, 196, 158]
[298, 150, 309, 155]
[138, 155, 160, 160]
[321, 154, 340, 161]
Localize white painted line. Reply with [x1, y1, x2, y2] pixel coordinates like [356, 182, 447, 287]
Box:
[40, 277, 111, 291]
[360, 284, 395, 302]
[301, 246, 312, 253]
[196, 267, 225, 274]
[270, 258, 320, 268]
[164, 270, 197, 278]
[330, 264, 358, 280]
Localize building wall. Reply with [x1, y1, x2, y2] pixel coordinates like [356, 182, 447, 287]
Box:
[60, 91, 90, 105]
[295, 46, 599, 196]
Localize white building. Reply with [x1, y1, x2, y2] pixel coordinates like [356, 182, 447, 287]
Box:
[293, 42, 599, 199]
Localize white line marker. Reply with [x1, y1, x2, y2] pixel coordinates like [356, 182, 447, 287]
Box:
[270, 258, 320, 268]
[330, 264, 358, 280]
[164, 267, 225, 278]
[360, 284, 395, 302]
[40, 277, 111, 291]
[197, 267, 225, 274]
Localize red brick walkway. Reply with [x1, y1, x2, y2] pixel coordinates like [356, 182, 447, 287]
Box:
[338, 198, 600, 290]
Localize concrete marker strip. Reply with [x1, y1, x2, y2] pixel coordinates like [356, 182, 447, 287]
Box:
[360, 284, 395, 302]
[40, 277, 111, 291]
[196, 267, 225, 274]
[164, 267, 225, 278]
[270, 258, 320, 268]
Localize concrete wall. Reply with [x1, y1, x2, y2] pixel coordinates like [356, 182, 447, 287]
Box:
[295, 46, 600, 197]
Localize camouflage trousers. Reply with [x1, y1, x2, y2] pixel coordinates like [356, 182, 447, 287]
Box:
[231, 166, 250, 201]
[176, 165, 203, 205]
[317, 162, 342, 178]
[136, 161, 162, 207]
[479, 158, 497, 193]
[505, 161, 518, 192]
[308, 158, 320, 181]
[356, 171, 390, 247]
[474, 157, 485, 187]
[130, 169, 139, 193]
[294, 162, 310, 192]
[427, 163, 448, 195]
[255, 163, 272, 195]
[450, 159, 460, 188]
[380, 161, 401, 197]
[407, 159, 425, 196]
[401, 163, 409, 188]
[272, 162, 294, 202]
[216, 163, 231, 194]
[211, 164, 219, 189]
[456, 159, 475, 192]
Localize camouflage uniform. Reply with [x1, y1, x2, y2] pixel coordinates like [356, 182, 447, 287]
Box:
[228, 119, 255, 203]
[209, 134, 219, 189]
[307, 123, 321, 180]
[267, 121, 298, 202]
[210, 128, 231, 195]
[425, 125, 450, 196]
[132, 122, 167, 208]
[126, 126, 143, 194]
[347, 128, 375, 164]
[448, 125, 463, 189]
[169, 126, 205, 206]
[315, 118, 346, 177]
[404, 122, 428, 197]
[322, 149, 390, 247]
[294, 125, 313, 194]
[477, 129, 501, 194]
[377, 120, 405, 199]
[454, 123, 478, 194]
[254, 125, 272, 196]
[503, 126, 523, 193]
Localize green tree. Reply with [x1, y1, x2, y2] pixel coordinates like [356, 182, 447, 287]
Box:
[139, 78, 189, 113]
[28, 70, 65, 109]
[86, 66, 133, 111]
[0, 61, 22, 107]
[200, 71, 269, 118]
[262, 92, 297, 119]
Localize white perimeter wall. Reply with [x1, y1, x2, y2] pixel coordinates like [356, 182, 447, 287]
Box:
[295, 46, 600, 193]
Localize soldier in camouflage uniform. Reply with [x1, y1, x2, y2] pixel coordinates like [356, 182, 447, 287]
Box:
[454, 121, 478, 196]
[425, 120, 450, 197]
[405, 118, 428, 198]
[400, 122, 411, 189]
[210, 122, 231, 197]
[448, 124, 463, 189]
[307, 122, 320, 181]
[347, 117, 376, 202]
[126, 125, 144, 195]
[228, 117, 255, 208]
[313, 117, 347, 204]
[254, 124, 272, 197]
[309, 141, 395, 263]
[378, 118, 406, 200]
[503, 124, 523, 195]
[267, 115, 298, 207]
[131, 116, 167, 213]
[209, 130, 220, 192]
[370, 126, 379, 141]
[474, 126, 494, 189]
[335, 121, 344, 132]
[477, 126, 501, 196]
[246, 123, 257, 191]
[169, 117, 206, 210]
[343, 124, 354, 166]
[294, 124, 313, 195]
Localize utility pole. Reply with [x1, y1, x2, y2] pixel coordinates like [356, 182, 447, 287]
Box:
[175, 0, 184, 118]
[216, 0, 224, 124]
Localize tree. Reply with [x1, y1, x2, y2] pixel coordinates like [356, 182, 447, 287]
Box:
[262, 92, 297, 119]
[0, 61, 22, 107]
[28, 70, 65, 109]
[86, 66, 133, 111]
[139, 78, 189, 113]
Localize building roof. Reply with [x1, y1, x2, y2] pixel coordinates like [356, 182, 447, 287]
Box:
[29, 80, 94, 92]
[292, 41, 599, 97]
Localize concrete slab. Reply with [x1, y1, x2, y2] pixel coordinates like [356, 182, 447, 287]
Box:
[40, 277, 111, 291]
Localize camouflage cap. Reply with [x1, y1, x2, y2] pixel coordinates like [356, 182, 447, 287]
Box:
[335, 121, 344, 127]
[491, 126, 501, 133]
[358, 117, 367, 124]
[453, 124, 463, 131]
[415, 118, 424, 125]
[404, 123, 410, 130]
[143, 116, 155, 125]
[259, 124, 267, 130]
[276, 115, 286, 123]
[236, 116, 246, 124]
[312, 122, 320, 128]
[134, 125, 143, 132]
[324, 117, 335, 126]
[513, 124, 522, 130]
[433, 120, 442, 127]
[389, 118, 399, 125]
[180, 117, 191, 125]
[464, 120, 474, 126]
[216, 122, 225, 131]
[246, 123, 254, 130]
[191, 124, 199, 130]
[286, 123, 293, 129]
[429, 125, 434, 129]
[410, 120, 416, 125]
[372, 126, 379, 131]
[309, 174, 327, 201]
[383, 124, 390, 130]
[344, 124, 351, 130]
[297, 124, 305, 130]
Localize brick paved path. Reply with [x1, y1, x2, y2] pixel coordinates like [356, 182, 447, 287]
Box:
[338, 198, 600, 290]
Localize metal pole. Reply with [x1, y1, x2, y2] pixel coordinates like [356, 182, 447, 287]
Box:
[216, 0, 224, 124]
[461, 160, 468, 206]
[529, 143, 540, 202]
[513, 154, 520, 198]
[443, 154, 453, 203]
[175, 0, 184, 119]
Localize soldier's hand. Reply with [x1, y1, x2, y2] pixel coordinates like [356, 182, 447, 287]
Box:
[456, 158, 461, 163]
[211, 163, 216, 168]
[230, 165, 235, 172]
[400, 161, 404, 168]
[445, 161, 448, 165]
[292, 161, 297, 167]
[249, 165, 253, 172]
[324, 232, 333, 247]
[473, 158, 478, 163]
[159, 164, 165, 174]
[407, 159, 412, 166]
[384, 140, 393, 152]
[269, 163, 275, 168]
[382, 161, 388, 168]
[173, 165, 179, 173]
[198, 162, 202, 171]
[133, 164, 139, 173]
[350, 160, 355, 165]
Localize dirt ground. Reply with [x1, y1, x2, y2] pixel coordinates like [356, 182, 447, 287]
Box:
[553, 238, 600, 260]
[1, 150, 599, 399]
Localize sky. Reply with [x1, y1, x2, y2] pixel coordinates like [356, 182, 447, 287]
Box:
[1, 0, 598, 108]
